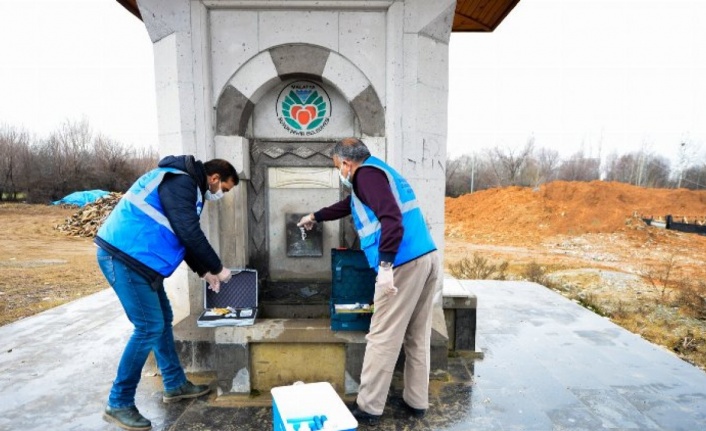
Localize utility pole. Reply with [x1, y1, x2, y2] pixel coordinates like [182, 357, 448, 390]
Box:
[470, 154, 475, 193]
[678, 142, 686, 189]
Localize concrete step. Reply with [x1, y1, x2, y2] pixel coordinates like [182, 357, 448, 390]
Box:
[259, 301, 330, 319]
[170, 315, 449, 397]
[216, 318, 365, 394]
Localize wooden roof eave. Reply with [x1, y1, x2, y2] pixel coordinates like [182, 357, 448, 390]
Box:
[114, 0, 520, 33]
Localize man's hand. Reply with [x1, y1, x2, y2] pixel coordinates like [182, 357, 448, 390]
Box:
[376, 265, 398, 296]
[203, 268, 231, 294]
[217, 267, 232, 284]
[203, 272, 220, 293]
[297, 213, 316, 231]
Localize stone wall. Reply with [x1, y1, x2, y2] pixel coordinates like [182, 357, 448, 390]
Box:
[134, 0, 455, 322]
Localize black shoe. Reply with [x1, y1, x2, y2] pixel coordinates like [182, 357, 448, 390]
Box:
[350, 404, 381, 426]
[102, 406, 152, 431]
[162, 380, 210, 403]
[401, 399, 426, 418]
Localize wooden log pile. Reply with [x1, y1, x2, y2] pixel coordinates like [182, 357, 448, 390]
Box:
[55, 192, 124, 238]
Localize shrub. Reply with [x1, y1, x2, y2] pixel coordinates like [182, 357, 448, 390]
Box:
[675, 280, 706, 320]
[522, 261, 551, 286]
[448, 253, 508, 280]
[642, 255, 677, 304]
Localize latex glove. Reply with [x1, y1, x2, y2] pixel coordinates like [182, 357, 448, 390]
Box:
[297, 213, 316, 231]
[376, 265, 398, 296]
[217, 267, 232, 284]
[203, 272, 220, 293]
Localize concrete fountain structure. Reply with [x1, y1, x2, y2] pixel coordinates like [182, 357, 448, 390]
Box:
[118, 0, 516, 397]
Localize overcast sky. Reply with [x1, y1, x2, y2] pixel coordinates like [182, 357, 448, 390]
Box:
[0, 0, 156, 148]
[449, 0, 706, 164]
[1, 0, 705, 166]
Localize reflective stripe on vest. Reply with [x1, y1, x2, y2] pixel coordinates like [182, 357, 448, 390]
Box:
[350, 156, 436, 269]
[96, 167, 202, 276]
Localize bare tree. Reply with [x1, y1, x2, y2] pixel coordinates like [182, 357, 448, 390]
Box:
[681, 163, 706, 190]
[130, 146, 159, 177]
[33, 119, 93, 201]
[0, 124, 31, 201]
[605, 152, 638, 184]
[532, 147, 560, 186]
[93, 134, 131, 190]
[604, 150, 670, 188]
[557, 150, 600, 182]
[641, 155, 671, 188]
[488, 139, 535, 186]
[446, 155, 474, 197]
[15, 140, 34, 200]
[53, 118, 93, 188]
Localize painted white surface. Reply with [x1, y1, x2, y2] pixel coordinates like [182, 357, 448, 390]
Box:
[210, 10, 260, 98]
[339, 11, 387, 101]
[322, 52, 372, 103]
[258, 10, 339, 51]
[228, 52, 280, 101]
[253, 80, 357, 139]
[215, 135, 250, 178]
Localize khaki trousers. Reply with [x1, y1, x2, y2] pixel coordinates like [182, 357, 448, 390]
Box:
[356, 251, 440, 415]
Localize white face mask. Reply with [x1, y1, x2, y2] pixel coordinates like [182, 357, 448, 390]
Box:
[205, 183, 224, 201]
[339, 165, 352, 188]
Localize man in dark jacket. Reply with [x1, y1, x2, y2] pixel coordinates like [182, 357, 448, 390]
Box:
[95, 155, 238, 431]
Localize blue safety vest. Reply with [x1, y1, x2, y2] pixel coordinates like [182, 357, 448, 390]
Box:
[350, 156, 436, 270]
[96, 167, 203, 277]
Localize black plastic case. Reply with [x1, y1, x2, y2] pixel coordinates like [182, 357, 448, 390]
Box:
[197, 269, 258, 327]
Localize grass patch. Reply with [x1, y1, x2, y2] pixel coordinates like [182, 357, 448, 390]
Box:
[0, 203, 105, 326]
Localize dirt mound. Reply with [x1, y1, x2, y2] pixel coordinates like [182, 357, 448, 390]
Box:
[445, 181, 706, 371]
[446, 181, 706, 243]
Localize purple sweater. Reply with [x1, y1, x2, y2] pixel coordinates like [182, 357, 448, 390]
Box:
[314, 166, 403, 264]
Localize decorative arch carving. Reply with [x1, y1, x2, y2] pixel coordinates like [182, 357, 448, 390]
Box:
[215, 44, 385, 137]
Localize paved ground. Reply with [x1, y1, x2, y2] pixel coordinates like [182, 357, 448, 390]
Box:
[1, 280, 705, 431]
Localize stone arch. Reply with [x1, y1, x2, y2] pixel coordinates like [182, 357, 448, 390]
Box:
[215, 43, 385, 137]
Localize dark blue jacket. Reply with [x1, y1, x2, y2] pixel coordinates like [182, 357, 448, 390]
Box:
[95, 155, 223, 288]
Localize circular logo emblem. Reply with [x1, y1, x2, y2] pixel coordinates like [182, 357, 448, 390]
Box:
[276, 80, 331, 136]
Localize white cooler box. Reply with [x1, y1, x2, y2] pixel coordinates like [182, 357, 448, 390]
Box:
[197, 269, 258, 327]
[271, 382, 358, 431]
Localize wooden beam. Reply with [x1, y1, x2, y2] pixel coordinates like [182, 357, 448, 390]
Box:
[115, 0, 141, 20]
[454, 10, 493, 32]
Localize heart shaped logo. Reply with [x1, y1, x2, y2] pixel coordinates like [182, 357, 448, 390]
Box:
[290, 105, 317, 127]
[277, 81, 331, 134]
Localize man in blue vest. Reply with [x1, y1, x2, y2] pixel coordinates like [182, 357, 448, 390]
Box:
[298, 138, 440, 425]
[95, 155, 238, 431]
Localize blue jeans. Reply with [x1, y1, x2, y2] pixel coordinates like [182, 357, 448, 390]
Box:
[97, 247, 186, 408]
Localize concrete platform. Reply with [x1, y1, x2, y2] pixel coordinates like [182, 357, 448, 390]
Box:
[1, 280, 705, 431]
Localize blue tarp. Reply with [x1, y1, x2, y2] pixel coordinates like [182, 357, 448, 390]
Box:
[52, 190, 110, 207]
